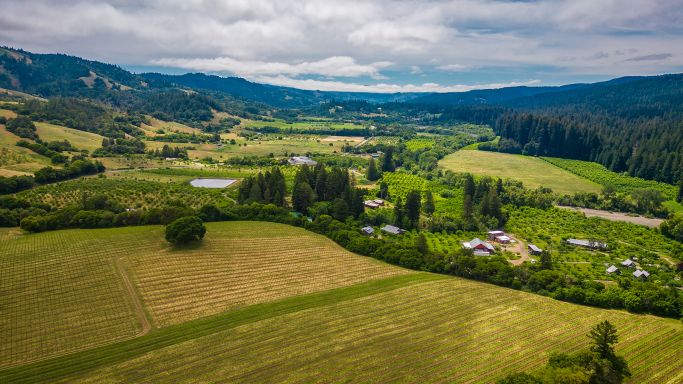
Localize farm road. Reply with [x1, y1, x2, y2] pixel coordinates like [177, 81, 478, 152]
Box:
[114, 257, 152, 336]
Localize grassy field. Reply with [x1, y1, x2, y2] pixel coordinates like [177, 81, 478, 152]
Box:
[0, 124, 52, 174]
[145, 134, 356, 160]
[240, 118, 365, 132]
[34, 122, 105, 152]
[0, 222, 409, 367]
[139, 117, 202, 137]
[439, 150, 602, 195]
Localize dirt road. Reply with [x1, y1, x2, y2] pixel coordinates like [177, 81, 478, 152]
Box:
[556, 206, 664, 228]
[114, 257, 152, 336]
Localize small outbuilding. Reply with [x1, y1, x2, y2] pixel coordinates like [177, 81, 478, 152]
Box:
[361, 226, 375, 235]
[606, 265, 620, 274]
[288, 156, 317, 166]
[528, 244, 543, 256]
[566, 238, 608, 250]
[364, 200, 380, 209]
[487, 230, 505, 241]
[633, 269, 650, 279]
[381, 225, 405, 235]
[621, 259, 636, 268]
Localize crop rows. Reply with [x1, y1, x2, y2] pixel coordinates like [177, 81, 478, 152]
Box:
[0, 228, 146, 367]
[404, 138, 435, 151]
[127, 222, 409, 326]
[16, 177, 227, 210]
[542, 157, 678, 199]
[58, 278, 683, 383]
[380, 172, 463, 215]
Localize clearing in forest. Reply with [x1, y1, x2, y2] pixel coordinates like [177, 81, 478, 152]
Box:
[34, 122, 105, 152]
[439, 150, 602, 195]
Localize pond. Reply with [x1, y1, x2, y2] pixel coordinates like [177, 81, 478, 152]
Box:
[189, 178, 237, 188]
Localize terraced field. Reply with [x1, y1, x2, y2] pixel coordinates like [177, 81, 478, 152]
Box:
[439, 150, 602, 195]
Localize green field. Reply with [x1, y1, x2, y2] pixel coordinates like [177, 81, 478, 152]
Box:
[35, 122, 105, 152]
[0, 124, 52, 175]
[439, 150, 602, 195]
[241, 118, 365, 132]
[0, 222, 681, 383]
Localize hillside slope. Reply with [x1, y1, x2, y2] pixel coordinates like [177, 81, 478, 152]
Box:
[0, 223, 681, 383]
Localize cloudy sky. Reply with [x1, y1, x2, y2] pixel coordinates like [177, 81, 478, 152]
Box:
[2, 0, 683, 93]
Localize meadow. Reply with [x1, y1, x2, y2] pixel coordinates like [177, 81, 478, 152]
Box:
[240, 117, 366, 133]
[439, 150, 602, 195]
[34, 122, 105, 152]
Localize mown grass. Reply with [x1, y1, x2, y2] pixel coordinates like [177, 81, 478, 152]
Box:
[439, 150, 602, 195]
[11, 277, 679, 384]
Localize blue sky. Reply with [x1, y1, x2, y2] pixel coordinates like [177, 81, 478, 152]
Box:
[2, 0, 682, 93]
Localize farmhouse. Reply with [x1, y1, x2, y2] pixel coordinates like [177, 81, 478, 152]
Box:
[566, 239, 608, 250]
[361, 226, 375, 235]
[463, 238, 495, 255]
[381, 225, 405, 235]
[633, 269, 650, 279]
[288, 156, 317, 166]
[528, 244, 543, 255]
[606, 265, 620, 274]
[621, 259, 636, 268]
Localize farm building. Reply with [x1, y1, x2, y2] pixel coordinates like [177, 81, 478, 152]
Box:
[496, 235, 511, 244]
[487, 230, 505, 240]
[381, 225, 405, 235]
[288, 156, 317, 166]
[364, 200, 380, 209]
[566, 239, 608, 250]
[372, 199, 385, 206]
[621, 259, 636, 268]
[528, 244, 543, 255]
[463, 238, 495, 255]
[606, 265, 620, 274]
[633, 269, 650, 279]
[361, 226, 375, 235]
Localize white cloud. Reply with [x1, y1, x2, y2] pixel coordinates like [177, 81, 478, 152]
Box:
[0, 0, 681, 91]
[437, 64, 470, 72]
[250, 75, 542, 93]
[151, 56, 392, 78]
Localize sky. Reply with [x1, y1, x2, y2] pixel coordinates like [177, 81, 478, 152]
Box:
[1, 0, 683, 93]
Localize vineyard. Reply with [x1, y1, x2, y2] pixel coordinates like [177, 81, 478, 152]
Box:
[439, 150, 602, 195]
[0, 221, 410, 368]
[33, 278, 683, 384]
[405, 137, 435, 151]
[542, 157, 678, 200]
[127, 222, 409, 326]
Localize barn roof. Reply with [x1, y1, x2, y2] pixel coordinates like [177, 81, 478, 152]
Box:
[528, 244, 542, 253]
[381, 225, 405, 235]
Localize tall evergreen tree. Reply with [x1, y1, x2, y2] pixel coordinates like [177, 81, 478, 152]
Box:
[677, 178, 683, 203]
[415, 233, 429, 255]
[394, 196, 404, 226]
[464, 173, 475, 200]
[366, 158, 380, 181]
[462, 194, 474, 222]
[292, 182, 314, 213]
[405, 190, 422, 229]
[381, 147, 396, 172]
[423, 190, 435, 216]
[540, 250, 552, 270]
